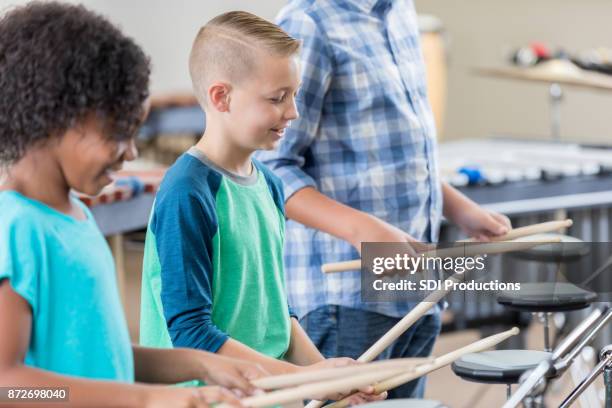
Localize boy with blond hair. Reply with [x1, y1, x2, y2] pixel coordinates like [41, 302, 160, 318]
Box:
[139, 11, 384, 404]
[256, 0, 512, 399]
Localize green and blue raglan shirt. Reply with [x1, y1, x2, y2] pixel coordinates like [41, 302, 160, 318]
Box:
[140, 147, 293, 359]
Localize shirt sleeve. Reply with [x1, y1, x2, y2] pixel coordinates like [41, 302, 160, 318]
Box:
[151, 181, 229, 352]
[0, 218, 42, 315]
[255, 11, 334, 201]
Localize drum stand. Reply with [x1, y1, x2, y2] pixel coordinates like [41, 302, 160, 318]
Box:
[539, 312, 553, 352]
[503, 305, 612, 408]
[549, 83, 563, 141]
[606, 360, 612, 407]
[559, 345, 612, 407]
[502, 235, 592, 352]
[450, 237, 596, 405]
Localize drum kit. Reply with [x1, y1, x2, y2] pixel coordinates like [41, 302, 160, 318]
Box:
[450, 231, 606, 407]
[212, 220, 612, 408]
[318, 219, 609, 406]
[213, 220, 611, 407]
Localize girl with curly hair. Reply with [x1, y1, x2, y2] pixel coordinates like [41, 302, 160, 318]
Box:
[0, 2, 265, 406]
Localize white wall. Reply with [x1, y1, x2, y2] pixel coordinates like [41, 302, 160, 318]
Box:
[415, 0, 612, 143]
[83, 0, 286, 94]
[2, 0, 611, 144]
[0, 0, 284, 94]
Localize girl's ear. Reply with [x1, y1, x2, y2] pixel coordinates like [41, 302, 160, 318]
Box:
[141, 98, 152, 122]
[208, 82, 232, 112]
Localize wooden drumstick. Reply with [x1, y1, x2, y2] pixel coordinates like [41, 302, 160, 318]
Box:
[252, 357, 433, 390]
[459, 219, 573, 243]
[322, 259, 362, 274]
[230, 367, 407, 408]
[374, 327, 519, 392]
[326, 327, 520, 408]
[322, 236, 562, 274]
[302, 272, 465, 408]
[358, 272, 464, 362]
[423, 236, 561, 259]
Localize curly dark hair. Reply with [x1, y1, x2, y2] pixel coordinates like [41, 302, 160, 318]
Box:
[0, 1, 150, 164]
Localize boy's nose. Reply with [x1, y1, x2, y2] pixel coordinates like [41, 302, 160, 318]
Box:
[285, 99, 299, 121]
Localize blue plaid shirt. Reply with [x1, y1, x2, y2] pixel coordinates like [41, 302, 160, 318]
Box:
[256, 0, 443, 319]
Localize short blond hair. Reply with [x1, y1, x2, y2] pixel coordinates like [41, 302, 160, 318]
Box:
[189, 11, 300, 106]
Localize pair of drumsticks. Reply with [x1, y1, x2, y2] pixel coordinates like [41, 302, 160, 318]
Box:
[322, 219, 573, 274]
[219, 328, 519, 408]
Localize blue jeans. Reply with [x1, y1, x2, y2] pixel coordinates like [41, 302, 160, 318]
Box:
[301, 305, 441, 399]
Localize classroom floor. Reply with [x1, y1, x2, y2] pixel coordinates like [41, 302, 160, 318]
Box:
[121, 241, 605, 407]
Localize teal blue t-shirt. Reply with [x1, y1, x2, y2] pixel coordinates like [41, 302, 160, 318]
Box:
[0, 191, 134, 382]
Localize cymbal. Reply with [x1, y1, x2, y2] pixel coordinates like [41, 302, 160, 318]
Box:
[475, 59, 612, 91]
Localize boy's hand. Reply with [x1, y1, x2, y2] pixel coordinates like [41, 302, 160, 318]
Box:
[455, 207, 511, 242]
[301, 357, 358, 400]
[196, 352, 268, 397]
[344, 389, 388, 405]
[145, 385, 244, 408]
[301, 358, 388, 403]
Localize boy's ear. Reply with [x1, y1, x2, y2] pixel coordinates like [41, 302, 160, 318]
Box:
[208, 82, 232, 112]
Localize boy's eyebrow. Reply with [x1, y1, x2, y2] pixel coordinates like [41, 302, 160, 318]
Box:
[270, 83, 302, 93]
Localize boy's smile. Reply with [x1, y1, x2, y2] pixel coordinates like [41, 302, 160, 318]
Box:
[270, 124, 288, 139]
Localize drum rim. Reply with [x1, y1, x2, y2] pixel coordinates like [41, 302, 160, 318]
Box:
[497, 282, 597, 311]
[451, 349, 552, 384]
[508, 234, 590, 262]
[360, 399, 447, 408]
